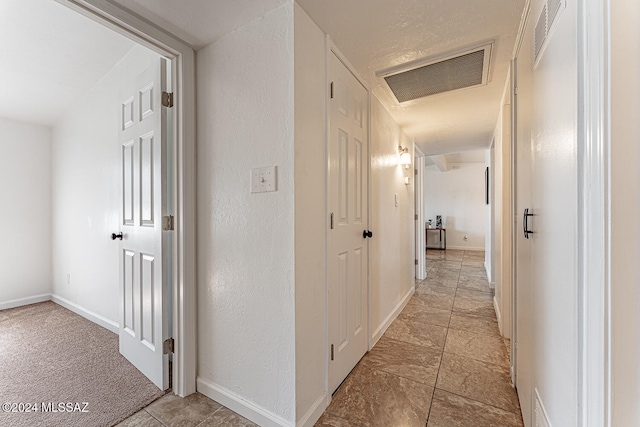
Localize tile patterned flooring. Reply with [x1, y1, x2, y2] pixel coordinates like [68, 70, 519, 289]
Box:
[316, 249, 523, 427]
[116, 392, 258, 426]
[117, 249, 521, 427]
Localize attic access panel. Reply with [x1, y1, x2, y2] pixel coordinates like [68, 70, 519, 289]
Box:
[377, 43, 493, 103]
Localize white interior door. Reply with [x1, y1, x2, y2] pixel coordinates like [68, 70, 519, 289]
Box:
[328, 51, 369, 394]
[118, 58, 169, 390]
[514, 2, 579, 425]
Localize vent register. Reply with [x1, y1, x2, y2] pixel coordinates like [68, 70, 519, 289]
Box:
[534, 0, 565, 63]
[377, 44, 492, 103]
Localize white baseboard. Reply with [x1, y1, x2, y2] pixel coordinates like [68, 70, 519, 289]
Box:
[0, 294, 51, 311]
[494, 295, 503, 336]
[296, 393, 327, 427]
[197, 376, 293, 427]
[370, 286, 415, 347]
[51, 294, 119, 334]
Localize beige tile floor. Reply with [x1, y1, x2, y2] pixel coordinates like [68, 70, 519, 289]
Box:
[316, 249, 523, 427]
[116, 391, 258, 426]
[118, 249, 521, 427]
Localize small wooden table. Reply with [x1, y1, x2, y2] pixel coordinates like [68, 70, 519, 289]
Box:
[426, 228, 446, 250]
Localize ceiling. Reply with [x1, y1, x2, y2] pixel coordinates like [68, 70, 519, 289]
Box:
[113, 0, 525, 155]
[0, 0, 135, 127]
[112, 0, 290, 49]
[296, 0, 525, 155]
[424, 149, 487, 167]
[3, 0, 525, 154]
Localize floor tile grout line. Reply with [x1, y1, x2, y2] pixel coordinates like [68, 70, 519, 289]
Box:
[194, 405, 225, 427]
[143, 408, 169, 427]
[425, 268, 456, 426]
[324, 406, 366, 426]
[370, 366, 438, 389]
[432, 387, 522, 417]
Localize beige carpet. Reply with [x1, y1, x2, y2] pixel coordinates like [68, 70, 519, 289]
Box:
[0, 301, 165, 427]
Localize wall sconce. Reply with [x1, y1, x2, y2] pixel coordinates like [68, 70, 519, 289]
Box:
[398, 145, 411, 169]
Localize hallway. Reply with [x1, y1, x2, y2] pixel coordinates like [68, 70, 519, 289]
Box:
[316, 250, 523, 427]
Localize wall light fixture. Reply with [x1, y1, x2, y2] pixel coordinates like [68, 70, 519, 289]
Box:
[398, 145, 411, 169]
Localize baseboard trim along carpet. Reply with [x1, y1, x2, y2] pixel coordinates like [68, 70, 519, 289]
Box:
[50, 294, 119, 334]
[0, 294, 51, 311]
[0, 301, 165, 427]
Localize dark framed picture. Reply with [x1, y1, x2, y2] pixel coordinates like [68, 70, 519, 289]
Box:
[485, 167, 489, 205]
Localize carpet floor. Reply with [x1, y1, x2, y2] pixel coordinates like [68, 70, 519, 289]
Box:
[0, 301, 165, 427]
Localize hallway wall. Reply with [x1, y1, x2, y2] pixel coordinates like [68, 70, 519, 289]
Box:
[195, 5, 418, 424]
[491, 78, 512, 338]
[0, 117, 51, 307]
[195, 4, 297, 425]
[293, 3, 327, 424]
[370, 96, 415, 344]
[424, 160, 487, 251]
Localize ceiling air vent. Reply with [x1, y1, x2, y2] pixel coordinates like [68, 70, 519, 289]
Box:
[376, 43, 493, 103]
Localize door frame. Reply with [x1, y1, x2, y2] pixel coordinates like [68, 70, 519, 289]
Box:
[509, 0, 611, 424]
[414, 146, 426, 280]
[324, 36, 371, 403]
[578, 0, 611, 424]
[55, 0, 197, 397]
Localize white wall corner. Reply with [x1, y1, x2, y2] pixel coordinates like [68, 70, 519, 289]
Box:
[370, 286, 415, 346]
[0, 294, 52, 311]
[296, 393, 327, 427]
[50, 294, 119, 334]
[432, 155, 449, 172]
[494, 295, 503, 335]
[197, 377, 294, 427]
[484, 261, 493, 283]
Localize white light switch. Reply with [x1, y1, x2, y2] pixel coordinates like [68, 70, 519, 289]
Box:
[251, 166, 277, 193]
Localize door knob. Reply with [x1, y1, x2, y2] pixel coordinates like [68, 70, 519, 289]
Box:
[362, 230, 373, 239]
[111, 232, 123, 240]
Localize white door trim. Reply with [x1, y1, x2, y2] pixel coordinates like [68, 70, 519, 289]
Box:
[55, 0, 197, 397]
[414, 147, 426, 280]
[578, 0, 611, 424]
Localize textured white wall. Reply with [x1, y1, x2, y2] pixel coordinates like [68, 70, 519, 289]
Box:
[293, 4, 327, 425]
[611, 0, 640, 423]
[51, 45, 160, 324]
[370, 96, 415, 343]
[195, 3, 296, 424]
[485, 149, 493, 280]
[424, 160, 487, 251]
[0, 117, 51, 305]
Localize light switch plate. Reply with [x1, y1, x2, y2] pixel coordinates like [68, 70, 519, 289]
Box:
[251, 166, 277, 193]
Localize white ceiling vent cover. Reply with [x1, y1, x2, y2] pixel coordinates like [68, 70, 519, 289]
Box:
[377, 43, 493, 103]
[534, 0, 566, 65]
